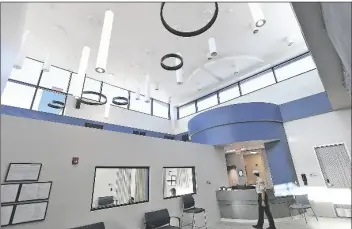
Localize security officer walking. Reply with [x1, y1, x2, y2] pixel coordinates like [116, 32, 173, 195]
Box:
[252, 171, 276, 229]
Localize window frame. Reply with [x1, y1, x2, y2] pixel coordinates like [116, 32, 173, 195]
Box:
[273, 53, 317, 82]
[152, 99, 170, 119]
[2, 57, 170, 119]
[239, 69, 276, 95]
[178, 102, 197, 119]
[218, 83, 241, 104]
[177, 51, 314, 119]
[90, 166, 150, 211]
[196, 93, 219, 112]
[162, 166, 197, 200]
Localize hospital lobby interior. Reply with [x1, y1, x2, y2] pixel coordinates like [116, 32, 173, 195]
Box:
[0, 2, 351, 229]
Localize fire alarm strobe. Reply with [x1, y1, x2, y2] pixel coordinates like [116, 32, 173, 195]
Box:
[72, 157, 79, 165]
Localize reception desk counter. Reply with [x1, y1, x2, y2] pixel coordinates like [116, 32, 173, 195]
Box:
[216, 189, 302, 220]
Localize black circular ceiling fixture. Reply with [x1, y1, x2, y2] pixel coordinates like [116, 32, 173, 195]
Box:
[160, 2, 219, 38]
[160, 53, 183, 71]
[112, 96, 129, 106]
[47, 100, 65, 109]
[79, 91, 107, 106]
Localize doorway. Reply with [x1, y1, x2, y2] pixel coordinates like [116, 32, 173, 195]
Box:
[314, 143, 351, 217]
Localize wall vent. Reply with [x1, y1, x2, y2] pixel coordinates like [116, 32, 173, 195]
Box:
[164, 135, 175, 140]
[84, 122, 103, 129]
[181, 134, 189, 142]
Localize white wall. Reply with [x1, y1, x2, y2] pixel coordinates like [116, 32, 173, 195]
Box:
[284, 109, 351, 217]
[1, 3, 28, 94]
[0, 115, 228, 229]
[292, 2, 351, 110]
[64, 95, 174, 134]
[175, 69, 325, 134]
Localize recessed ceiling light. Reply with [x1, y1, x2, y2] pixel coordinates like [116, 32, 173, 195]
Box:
[285, 37, 294, 46]
[251, 23, 259, 34]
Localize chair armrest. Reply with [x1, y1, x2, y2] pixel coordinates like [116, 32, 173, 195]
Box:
[144, 222, 157, 229]
[170, 216, 181, 227]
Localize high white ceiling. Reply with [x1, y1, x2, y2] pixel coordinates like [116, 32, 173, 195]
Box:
[23, 2, 308, 104]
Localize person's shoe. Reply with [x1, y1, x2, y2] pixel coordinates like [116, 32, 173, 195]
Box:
[252, 225, 263, 229]
[266, 227, 276, 229]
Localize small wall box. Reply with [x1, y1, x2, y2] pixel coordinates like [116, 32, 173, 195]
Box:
[72, 157, 79, 165]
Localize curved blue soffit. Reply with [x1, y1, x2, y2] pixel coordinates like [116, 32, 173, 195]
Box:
[188, 102, 282, 144]
[188, 103, 296, 185]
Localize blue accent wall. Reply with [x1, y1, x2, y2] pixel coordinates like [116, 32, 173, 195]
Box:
[280, 92, 332, 122]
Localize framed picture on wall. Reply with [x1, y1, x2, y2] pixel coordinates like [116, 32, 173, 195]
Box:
[11, 201, 49, 226]
[5, 163, 42, 182]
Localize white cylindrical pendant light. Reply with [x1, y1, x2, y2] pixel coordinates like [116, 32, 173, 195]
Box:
[13, 30, 31, 69]
[145, 74, 151, 103]
[208, 37, 217, 57]
[248, 3, 266, 28]
[175, 52, 183, 85]
[42, 53, 51, 72]
[136, 87, 141, 100]
[104, 97, 111, 119]
[73, 46, 90, 98]
[95, 10, 114, 73]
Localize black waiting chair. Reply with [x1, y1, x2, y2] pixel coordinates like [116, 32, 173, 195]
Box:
[70, 222, 105, 229]
[145, 209, 181, 229]
[181, 195, 207, 229]
[289, 194, 318, 223]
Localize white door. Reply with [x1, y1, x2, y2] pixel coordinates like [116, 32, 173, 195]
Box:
[314, 143, 351, 217]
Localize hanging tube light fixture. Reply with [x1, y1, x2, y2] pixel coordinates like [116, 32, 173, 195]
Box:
[104, 97, 111, 119]
[136, 87, 141, 100]
[73, 46, 90, 98]
[175, 52, 183, 85]
[42, 53, 51, 72]
[145, 74, 151, 103]
[13, 30, 31, 69]
[248, 3, 266, 28]
[208, 37, 217, 57]
[95, 10, 114, 73]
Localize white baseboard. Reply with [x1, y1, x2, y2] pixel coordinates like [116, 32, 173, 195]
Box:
[220, 215, 302, 224]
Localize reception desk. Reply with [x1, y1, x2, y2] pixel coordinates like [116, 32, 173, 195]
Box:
[216, 188, 303, 220]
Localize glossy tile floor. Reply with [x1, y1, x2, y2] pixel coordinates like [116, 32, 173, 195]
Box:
[210, 217, 351, 229]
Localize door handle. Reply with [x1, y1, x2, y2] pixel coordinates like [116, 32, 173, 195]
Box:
[326, 179, 334, 187]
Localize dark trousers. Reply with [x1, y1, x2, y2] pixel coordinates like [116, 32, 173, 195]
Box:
[257, 192, 275, 228]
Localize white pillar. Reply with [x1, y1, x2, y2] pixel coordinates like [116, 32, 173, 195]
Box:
[292, 2, 351, 110]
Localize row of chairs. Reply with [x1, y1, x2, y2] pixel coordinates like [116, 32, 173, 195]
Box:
[145, 195, 207, 229]
[71, 195, 207, 229]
